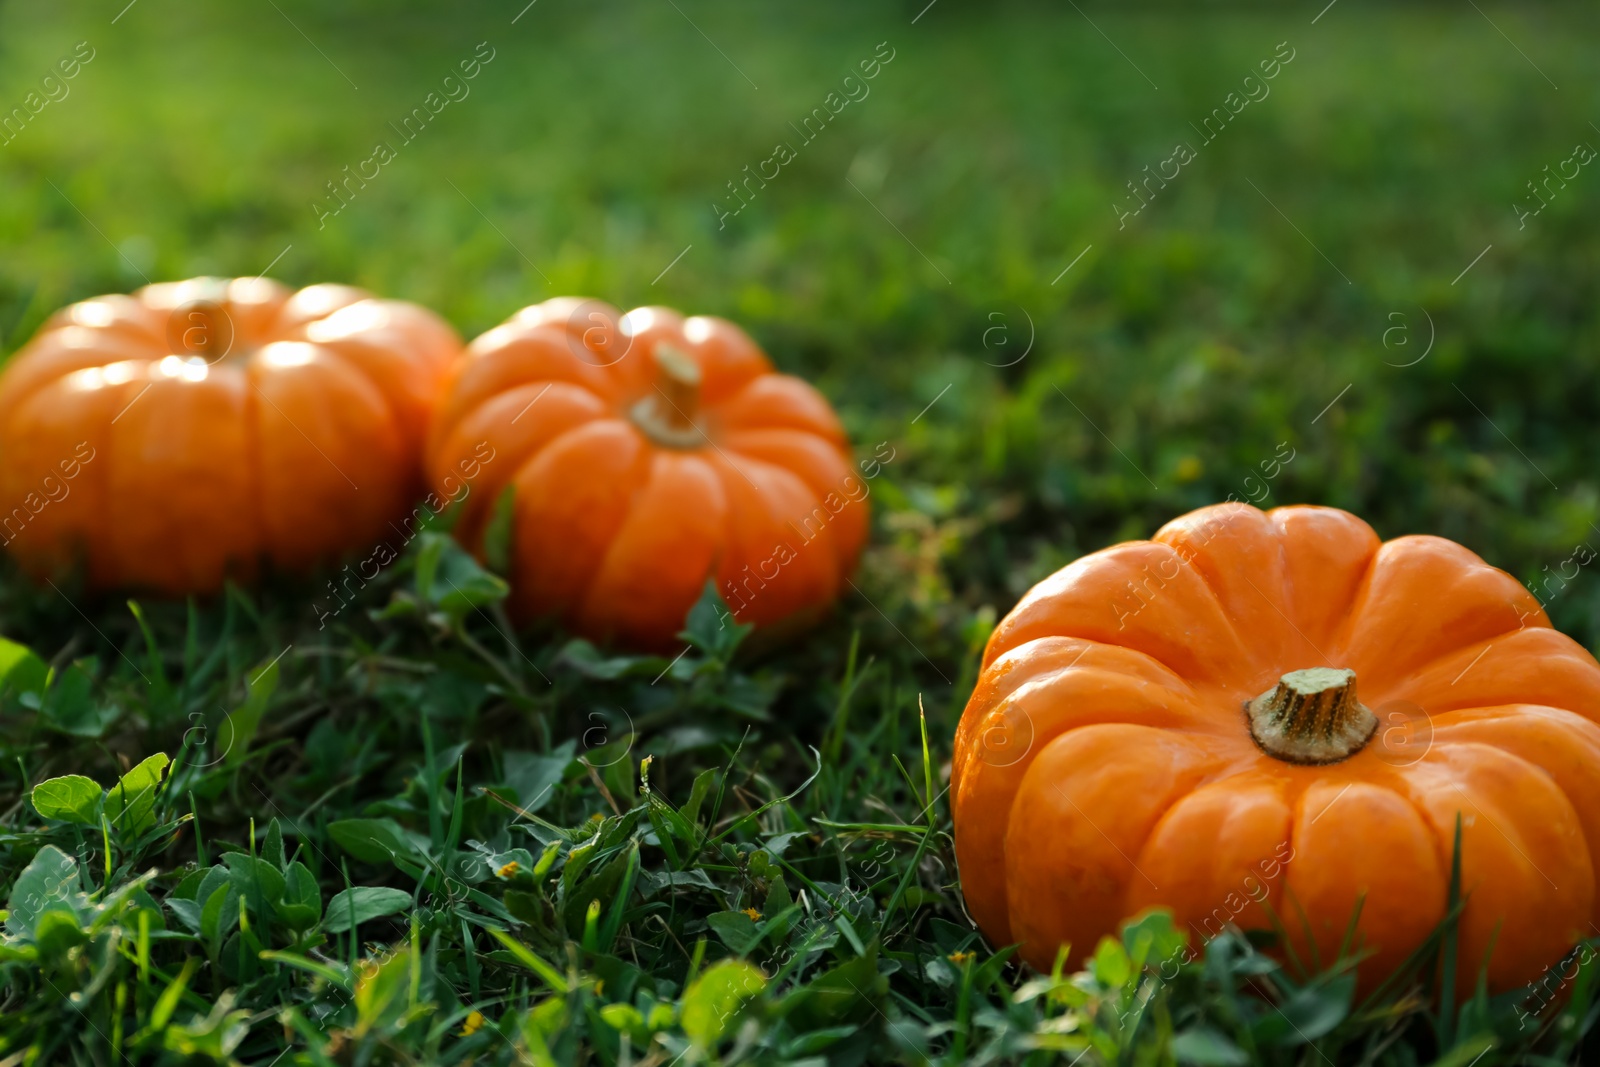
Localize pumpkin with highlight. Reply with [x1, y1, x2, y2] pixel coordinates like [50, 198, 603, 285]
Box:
[426, 299, 866, 650]
[0, 277, 459, 594]
[953, 502, 1600, 994]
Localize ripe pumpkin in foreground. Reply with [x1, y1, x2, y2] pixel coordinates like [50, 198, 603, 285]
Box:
[0, 277, 460, 594]
[952, 502, 1600, 993]
[426, 298, 865, 650]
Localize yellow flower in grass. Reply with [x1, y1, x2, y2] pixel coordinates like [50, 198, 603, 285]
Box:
[459, 1010, 486, 1036]
[496, 860, 521, 879]
[742, 908, 763, 922]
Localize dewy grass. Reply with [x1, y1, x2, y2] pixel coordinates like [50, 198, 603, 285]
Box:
[3, 570, 1598, 1064]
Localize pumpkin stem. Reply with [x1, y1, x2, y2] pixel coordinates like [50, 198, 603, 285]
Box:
[629, 344, 704, 448]
[181, 277, 232, 361]
[653, 344, 701, 427]
[185, 303, 223, 359]
[1245, 667, 1378, 765]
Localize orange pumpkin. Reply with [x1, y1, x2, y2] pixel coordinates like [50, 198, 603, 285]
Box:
[953, 502, 1600, 993]
[426, 298, 866, 650]
[0, 277, 460, 594]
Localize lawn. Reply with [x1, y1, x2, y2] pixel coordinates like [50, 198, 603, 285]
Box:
[2, 0, 1600, 1063]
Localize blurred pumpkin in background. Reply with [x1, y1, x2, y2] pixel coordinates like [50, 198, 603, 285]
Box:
[426, 298, 866, 650]
[0, 277, 460, 594]
[952, 502, 1600, 995]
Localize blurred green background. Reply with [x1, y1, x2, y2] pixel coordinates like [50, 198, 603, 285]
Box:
[2, 0, 1599, 650]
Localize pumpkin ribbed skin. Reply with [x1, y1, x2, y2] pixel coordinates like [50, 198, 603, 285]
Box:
[952, 502, 1600, 993]
[426, 298, 866, 650]
[0, 277, 459, 594]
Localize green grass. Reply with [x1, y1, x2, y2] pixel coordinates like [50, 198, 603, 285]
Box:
[3, 0, 1600, 1063]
